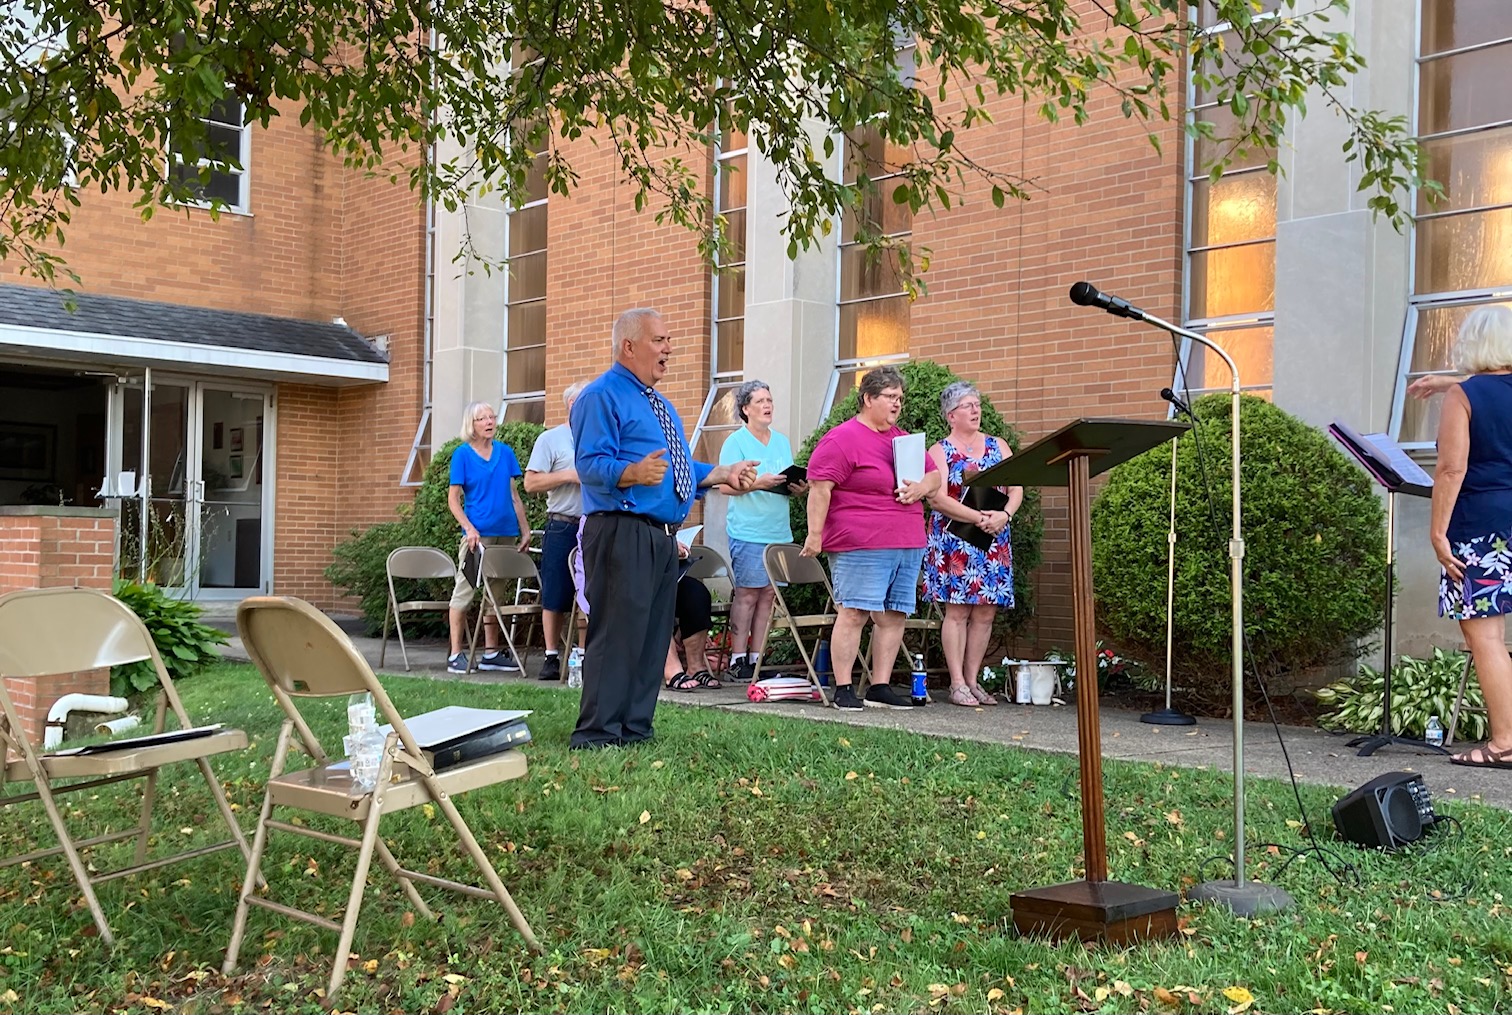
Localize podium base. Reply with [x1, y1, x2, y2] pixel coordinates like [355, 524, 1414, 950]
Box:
[1010, 880, 1179, 945]
[1188, 878, 1294, 916]
[1140, 706, 1196, 726]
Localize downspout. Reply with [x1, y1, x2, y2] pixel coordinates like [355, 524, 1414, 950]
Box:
[44, 693, 130, 750]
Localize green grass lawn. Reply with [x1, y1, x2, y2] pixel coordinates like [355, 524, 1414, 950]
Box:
[2, 662, 1510, 1014]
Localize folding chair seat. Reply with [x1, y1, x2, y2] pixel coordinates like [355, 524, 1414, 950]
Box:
[468, 546, 545, 673]
[0, 586, 252, 946]
[379, 546, 457, 671]
[225, 596, 540, 1000]
[761, 543, 870, 706]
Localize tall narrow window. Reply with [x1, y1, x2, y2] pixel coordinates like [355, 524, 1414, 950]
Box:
[168, 95, 250, 212]
[1392, 1, 1512, 447]
[692, 120, 748, 461]
[827, 124, 911, 417]
[501, 145, 548, 424]
[1180, 16, 1277, 399]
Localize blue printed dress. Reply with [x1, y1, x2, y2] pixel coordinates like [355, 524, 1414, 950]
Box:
[922, 438, 1015, 607]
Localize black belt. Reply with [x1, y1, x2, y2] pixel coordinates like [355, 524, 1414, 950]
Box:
[546, 512, 580, 523]
[591, 510, 677, 536]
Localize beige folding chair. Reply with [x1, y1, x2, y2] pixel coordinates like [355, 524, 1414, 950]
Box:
[1446, 641, 1508, 746]
[761, 543, 870, 706]
[902, 599, 945, 677]
[226, 596, 540, 1000]
[559, 545, 584, 679]
[379, 546, 456, 671]
[468, 546, 545, 673]
[685, 545, 734, 674]
[0, 586, 252, 946]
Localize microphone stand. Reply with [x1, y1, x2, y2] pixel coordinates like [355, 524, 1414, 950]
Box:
[1141, 429, 1196, 727]
[1079, 294, 1293, 916]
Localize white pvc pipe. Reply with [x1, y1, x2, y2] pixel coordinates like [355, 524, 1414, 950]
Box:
[44, 694, 130, 750]
[96, 715, 142, 736]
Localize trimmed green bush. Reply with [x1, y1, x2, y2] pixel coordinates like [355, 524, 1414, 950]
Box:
[1315, 647, 1484, 741]
[1090, 394, 1387, 709]
[326, 421, 548, 631]
[789, 359, 1042, 637]
[111, 579, 228, 696]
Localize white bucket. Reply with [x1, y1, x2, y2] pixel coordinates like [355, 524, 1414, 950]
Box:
[1024, 663, 1057, 705]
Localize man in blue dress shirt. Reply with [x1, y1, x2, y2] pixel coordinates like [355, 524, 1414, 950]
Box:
[570, 308, 758, 749]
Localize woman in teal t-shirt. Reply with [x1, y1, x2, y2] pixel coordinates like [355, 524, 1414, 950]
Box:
[718, 381, 807, 682]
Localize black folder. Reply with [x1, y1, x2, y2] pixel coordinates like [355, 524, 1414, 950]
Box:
[944, 486, 1010, 551]
[778, 464, 807, 495]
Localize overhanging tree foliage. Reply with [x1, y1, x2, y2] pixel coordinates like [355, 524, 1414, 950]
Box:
[3, 0, 1429, 285]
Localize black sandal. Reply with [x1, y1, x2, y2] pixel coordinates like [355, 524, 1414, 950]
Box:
[664, 671, 699, 692]
[691, 669, 722, 689]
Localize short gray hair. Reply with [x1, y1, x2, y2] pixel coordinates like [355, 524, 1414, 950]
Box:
[857, 366, 905, 406]
[459, 401, 496, 441]
[562, 381, 586, 407]
[940, 381, 980, 418]
[1453, 305, 1512, 374]
[611, 308, 662, 356]
[735, 379, 771, 422]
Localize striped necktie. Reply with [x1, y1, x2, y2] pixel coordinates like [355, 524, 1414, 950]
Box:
[645, 387, 694, 501]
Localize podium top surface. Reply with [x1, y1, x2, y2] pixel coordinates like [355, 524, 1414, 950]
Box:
[969, 417, 1189, 488]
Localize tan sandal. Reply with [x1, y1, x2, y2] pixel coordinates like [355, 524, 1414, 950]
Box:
[968, 685, 999, 706]
[947, 685, 978, 707]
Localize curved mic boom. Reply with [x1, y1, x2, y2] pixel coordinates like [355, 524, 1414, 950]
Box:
[1068, 281, 1146, 321]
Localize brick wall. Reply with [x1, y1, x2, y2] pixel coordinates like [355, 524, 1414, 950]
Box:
[0, 508, 117, 747]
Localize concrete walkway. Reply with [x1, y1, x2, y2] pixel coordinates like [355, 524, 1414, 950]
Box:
[211, 610, 1512, 812]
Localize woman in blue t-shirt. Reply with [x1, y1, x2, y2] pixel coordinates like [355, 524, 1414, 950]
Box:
[445, 401, 531, 675]
[718, 381, 807, 682]
[1425, 306, 1512, 768]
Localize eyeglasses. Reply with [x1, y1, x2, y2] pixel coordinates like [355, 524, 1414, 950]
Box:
[474, 413, 497, 422]
[873, 393, 904, 404]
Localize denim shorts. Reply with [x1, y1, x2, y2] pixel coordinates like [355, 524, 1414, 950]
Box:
[539, 517, 578, 613]
[828, 547, 924, 614]
[728, 537, 774, 589]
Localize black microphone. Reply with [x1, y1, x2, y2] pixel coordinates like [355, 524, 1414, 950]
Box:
[1068, 281, 1146, 321]
[1160, 387, 1195, 417]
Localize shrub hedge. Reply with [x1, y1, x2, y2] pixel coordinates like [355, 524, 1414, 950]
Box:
[1090, 393, 1387, 709]
[326, 421, 547, 631]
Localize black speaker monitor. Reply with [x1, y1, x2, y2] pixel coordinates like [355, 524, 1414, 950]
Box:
[1332, 772, 1437, 849]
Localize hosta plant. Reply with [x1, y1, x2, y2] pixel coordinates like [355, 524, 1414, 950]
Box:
[1315, 647, 1485, 742]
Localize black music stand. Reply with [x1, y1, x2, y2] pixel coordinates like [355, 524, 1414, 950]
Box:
[971, 418, 1187, 943]
[1328, 421, 1447, 758]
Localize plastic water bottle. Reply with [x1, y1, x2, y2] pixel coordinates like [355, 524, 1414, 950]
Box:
[344, 692, 375, 758]
[349, 728, 387, 792]
[1425, 715, 1445, 748]
[910, 653, 929, 706]
[566, 647, 584, 689]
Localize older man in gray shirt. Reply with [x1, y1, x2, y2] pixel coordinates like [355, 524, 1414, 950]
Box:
[524, 382, 586, 681]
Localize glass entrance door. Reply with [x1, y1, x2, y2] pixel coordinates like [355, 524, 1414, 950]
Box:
[111, 376, 270, 596]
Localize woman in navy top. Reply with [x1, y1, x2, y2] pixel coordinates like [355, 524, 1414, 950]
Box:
[1430, 305, 1512, 768]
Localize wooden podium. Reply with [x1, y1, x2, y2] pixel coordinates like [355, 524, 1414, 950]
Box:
[971, 418, 1187, 943]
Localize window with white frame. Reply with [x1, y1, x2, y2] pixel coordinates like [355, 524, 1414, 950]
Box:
[501, 144, 548, 425]
[168, 94, 250, 211]
[2, 1, 75, 188]
[692, 118, 748, 461]
[1392, 2, 1512, 448]
[826, 122, 912, 418]
[1178, 11, 1278, 400]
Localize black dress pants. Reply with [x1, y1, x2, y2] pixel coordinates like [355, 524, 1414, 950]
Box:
[571, 513, 678, 748]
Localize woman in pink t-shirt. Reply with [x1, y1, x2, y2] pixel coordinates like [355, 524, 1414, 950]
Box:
[802, 367, 941, 711]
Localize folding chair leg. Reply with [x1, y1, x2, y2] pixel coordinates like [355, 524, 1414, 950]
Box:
[34, 776, 115, 945]
[134, 768, 159, 866]
[432, 786, 540, 951]
[374, 840, 435, 922]
[1446, 652, 1474, 748]
[224, 723, 294, 975]
[195, 755, 258, 877]
[393, 611, 411, 671]
[379, 605, 392, 668]
[787, 628, 830, 706]
[328, 799, 387, 1000]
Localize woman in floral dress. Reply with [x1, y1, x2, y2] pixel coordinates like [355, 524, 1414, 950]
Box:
[923, 382, 1023, 706]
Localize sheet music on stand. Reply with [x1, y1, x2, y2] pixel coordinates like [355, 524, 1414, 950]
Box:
[1327, 421, 1433, 497]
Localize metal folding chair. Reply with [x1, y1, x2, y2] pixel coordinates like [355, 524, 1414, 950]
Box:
[685, 545, 734, 674]
[761, 543, 871, 705]
[1446, 642, 1507, 747]
[379, 546, 456, 671]
[0, 586, 252, 946]
[468, 546, 545, 673]
[225, 596, 540, 1000]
